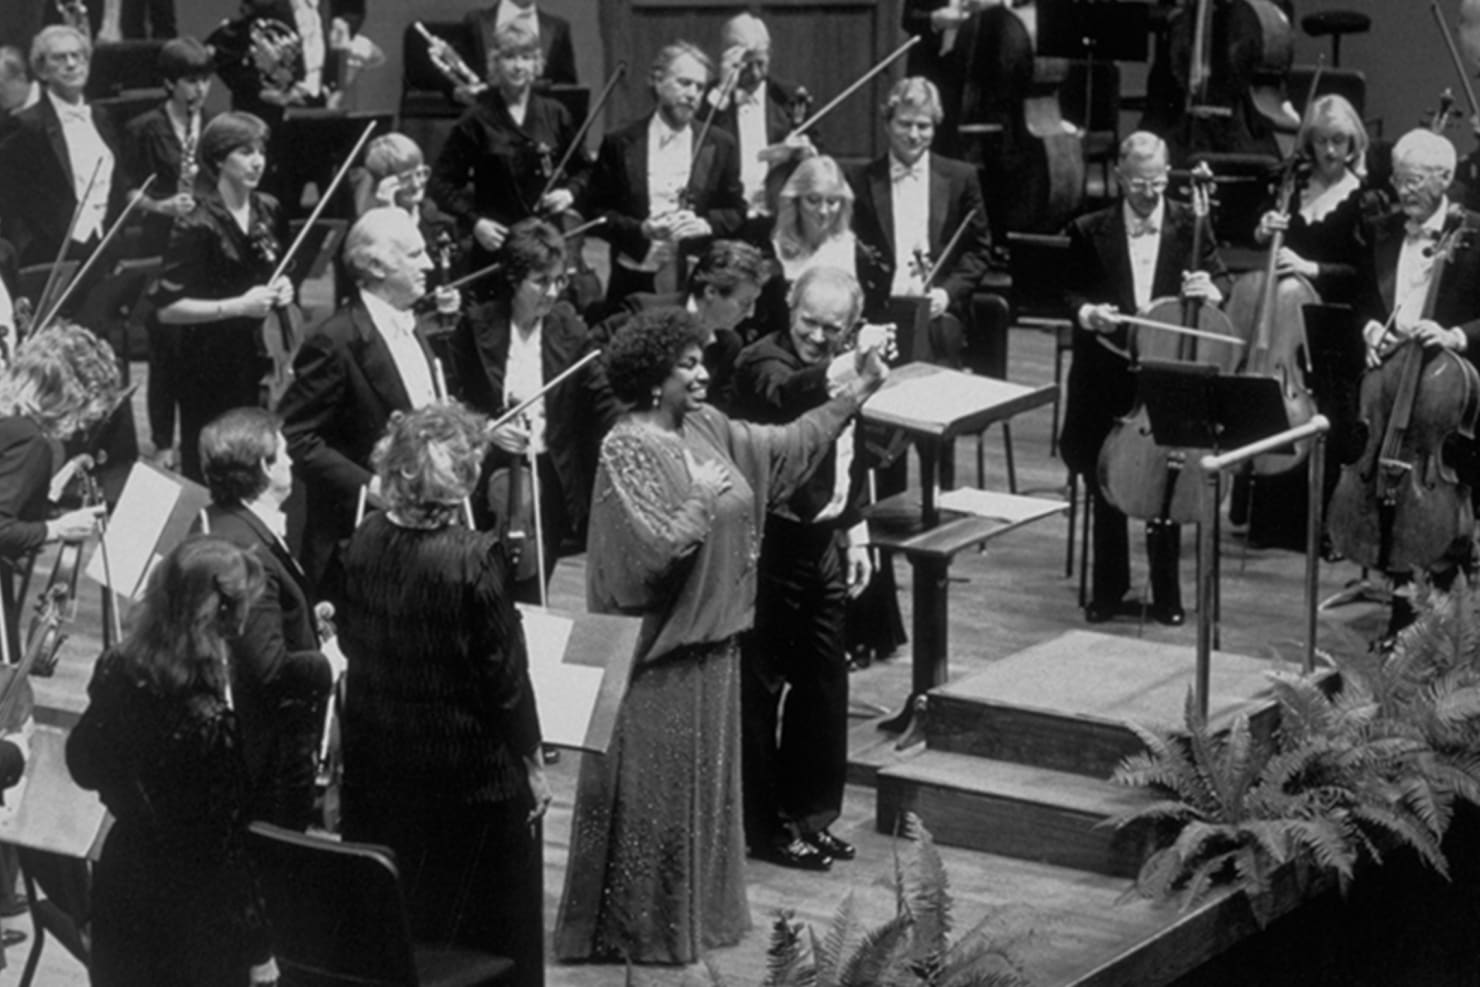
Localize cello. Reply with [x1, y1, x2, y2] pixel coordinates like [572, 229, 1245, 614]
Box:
[1326, 210, 1480, 572]
[1098, 164, 1244, 524]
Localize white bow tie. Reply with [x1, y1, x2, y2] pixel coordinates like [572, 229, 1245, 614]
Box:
[56, 101, 90, 125]
[890, 160, 923, 183]
[1129, 218, 1158, 238]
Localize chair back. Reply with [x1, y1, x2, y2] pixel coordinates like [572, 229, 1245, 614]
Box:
[1006, 232, 1072, 326]
[247, 822, 420, 987]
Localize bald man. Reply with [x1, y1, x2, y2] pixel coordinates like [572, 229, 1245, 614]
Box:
[278, 207, 445, 595]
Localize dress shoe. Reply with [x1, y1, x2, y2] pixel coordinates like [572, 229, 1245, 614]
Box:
[804, 829, 856, 861]
[1085, 599, 1137, 624]
[752, 838, 832, 871]
[1150, 604, 1185, 627]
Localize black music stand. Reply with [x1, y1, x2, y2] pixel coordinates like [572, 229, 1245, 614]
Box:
[278, 110, 395, 221]
[1037, 0, 1151, 62]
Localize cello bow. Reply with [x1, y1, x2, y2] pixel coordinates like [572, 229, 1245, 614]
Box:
[32, 158, 103, 331]
[268, 120, 378, 285]
[786, 36, 921, 142]
[536, 62, 629, 206]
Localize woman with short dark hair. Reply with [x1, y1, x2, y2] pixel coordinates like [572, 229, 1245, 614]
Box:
[67, 536, 277, 987]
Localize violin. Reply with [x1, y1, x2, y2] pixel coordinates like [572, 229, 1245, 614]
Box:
[1098, 165, 1243, 524]
[487, 411, 541, 587]
[25, 457, 103, 678]
[251, 217, 303, 409]
[1223, 150, 1319, 477]
[1327, 210, 1480, 572]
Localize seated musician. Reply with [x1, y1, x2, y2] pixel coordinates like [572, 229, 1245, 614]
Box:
[428, 21, 587, 293]
[702, 12, 817, 236]
[278, 207, 444, 600]
[583, 41, 746, 314]
[462, 0, 578, 93]
[151, 111, 292, 482]
[347, 133, 460, 307]
[846, 77, 1000, 375]
[1059, 131, 1229, 627]
[197, 406, 331, 832]
[0, 26, 128, 269]
[445, 218, 617, 602]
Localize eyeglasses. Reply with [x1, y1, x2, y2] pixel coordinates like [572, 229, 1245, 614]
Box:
[396, 165, 431, 185]
[45, 49, 87, 65]
[526, 272, 569, 292]
[1391, 171, 1440, 192]
[1123, 177, 1169, 194]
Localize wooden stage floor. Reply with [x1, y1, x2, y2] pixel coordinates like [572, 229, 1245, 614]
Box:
[3, 330, 1390, 986]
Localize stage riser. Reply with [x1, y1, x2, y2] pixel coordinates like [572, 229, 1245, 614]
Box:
[926, 695, 1281, 780]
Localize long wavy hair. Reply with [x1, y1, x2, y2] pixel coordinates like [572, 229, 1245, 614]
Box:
[118, 536, 265, 697]
[0, 321, 121, 440]
[772, 155, 854, 262]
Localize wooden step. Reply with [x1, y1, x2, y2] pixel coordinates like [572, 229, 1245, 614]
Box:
[875, 750, 1162, 878]
[927, 630, 1286, 779]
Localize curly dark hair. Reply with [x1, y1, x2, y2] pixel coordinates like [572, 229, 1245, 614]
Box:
[496, 217, 566, 296]
[604, 307, 708, 408]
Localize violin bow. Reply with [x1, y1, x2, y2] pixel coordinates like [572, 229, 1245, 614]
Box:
[788, 35, 921, 142]
[422, 217, 606, 305]
[536, 62, 628, 205]
[1432, 0, 1480, 126]
[692, 59, 745, 168]
[430, 358, 478, 529]
[268, 120, 378, 285]
[31, 158, 104, 334]
[923, 208, 980, 287]
[490, 349, 600, 432]
[33, 175, 157, 334]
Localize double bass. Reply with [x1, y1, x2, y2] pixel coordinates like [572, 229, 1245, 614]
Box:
[1098, 165, 1244, 523]
[1326, 210, 1480, 572]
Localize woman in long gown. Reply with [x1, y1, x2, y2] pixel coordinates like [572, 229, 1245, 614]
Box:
[554, 306, 886, 965]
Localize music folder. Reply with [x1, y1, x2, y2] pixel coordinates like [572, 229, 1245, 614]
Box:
[1137, 359, 1292, 452]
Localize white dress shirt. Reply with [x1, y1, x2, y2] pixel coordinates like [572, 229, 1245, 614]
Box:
[1123, 198, 1165, 313]
[504, 317, 547, 454]
[245, 497, 290, 543]
[620, 115, 692, 272]
[360, 289, 437, 408]
[889, 152, 931, 297]
[776, 231, 857, 285]
[734, 83, 770, 215]
[496, 1, 541, 37]
[1394, 198, 1448, 332]
[293, 0, 327, 97]
[48, 89, 114, 244]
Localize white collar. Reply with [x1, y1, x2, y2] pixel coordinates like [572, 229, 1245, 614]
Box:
[650, 113, 688, 147]
[1299, 170, 1360, 225]
[46, 87, 89, 121]
[1122, 198, 1166, 235]
[244, 497, 287, 541]
[360, 287, 416, 333]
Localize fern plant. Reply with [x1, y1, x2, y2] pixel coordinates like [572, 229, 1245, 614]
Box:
[760, 813, 1033, 987]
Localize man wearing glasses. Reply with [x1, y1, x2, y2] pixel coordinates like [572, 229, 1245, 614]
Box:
[1058, 130, 1228, 627]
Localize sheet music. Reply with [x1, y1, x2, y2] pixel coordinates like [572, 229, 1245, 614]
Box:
[863, 369, 1036, 431]
[84, 463, 178, 599]
[937, 488, 1069, 524]
[519, 605, 603, 750]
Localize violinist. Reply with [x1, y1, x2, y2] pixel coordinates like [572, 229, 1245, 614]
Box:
[445, 218, 618, 602]
[583, 41, 746, 312]
[1243, 94, 1372, 552]
[1059, 131, 1229, 626]
[701, 13, 817, 230]
[151, 111, 293, 482]
[847, 76, 994, 371]
[428, 21, 587, 295]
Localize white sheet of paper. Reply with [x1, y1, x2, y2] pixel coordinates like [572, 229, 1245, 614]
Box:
[863, 371, 1033, 429]
[84, 463, 181, 599]
[936, 488, 1069, 524]
[519, 604, 604, 749]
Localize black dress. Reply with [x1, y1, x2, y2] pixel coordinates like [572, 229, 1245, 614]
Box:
[66, 650, 271, 987]
[339, 514, 544, 986]
[151, 191, 281, 481]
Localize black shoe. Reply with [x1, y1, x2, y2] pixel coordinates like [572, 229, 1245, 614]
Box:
[804, 829, 856, 861]
[1150, 604, 1185, 627]
[541, 745, 561, 765]
[1085, 599, 1136, 623]
[752, 838, 832, 871]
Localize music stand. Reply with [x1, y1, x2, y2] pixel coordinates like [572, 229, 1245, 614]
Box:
[278, 110, 395, 221]
[1037, 0, 1152, 63]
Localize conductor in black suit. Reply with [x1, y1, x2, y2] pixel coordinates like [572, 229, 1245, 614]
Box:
[463, 0, 577, 87]
[731, 266, 889, 872]
[1059, 131, 1229, 626]
[583, 40, 746, 312]
[198, 406, 331, 831]
[846, 76, 999, 374]
[278, 207, 444, 599]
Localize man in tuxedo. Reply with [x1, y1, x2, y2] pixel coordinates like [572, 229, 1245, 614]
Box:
[0, 46, 37, 136]
[463, 0, 577, 87]
[279, 207, 443, 598]
[583, 40, 746, 313]
[199, 406, 331, 832]
[702, 13, 816, 234]
[731, 266, 885, 872]
[1059, 131, 1228, 627]
[0, 25, 129, 267]
[847, 76, 1001, 375]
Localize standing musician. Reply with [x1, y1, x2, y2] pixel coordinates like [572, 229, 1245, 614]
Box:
[1059, 131, 1228, 626]
[209, 0, 365, 118]
[429, 21, 587, 294]
[150, 111, 292, 483]
[846, 76, 996, 373]
[446, 218, 617, 601]
[583, 40, 746, 313]
[701, 13, 817, 233]
[277, 207, 443, 600]
[462, 0, 577, 91]
[0, 25, 128, 269]
[197, 406, 330, 833]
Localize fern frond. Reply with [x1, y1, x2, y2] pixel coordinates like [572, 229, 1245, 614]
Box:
[1351, 803, 1451, 879]
[837, 914, 912, 987]
[813, 891, 856, 986]
[1105, 798, 1202, 830]
[903, 820, 952, 966]
[763, 910, 817, 987]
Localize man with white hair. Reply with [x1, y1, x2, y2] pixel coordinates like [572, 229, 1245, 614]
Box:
[1059, 130, 1228, 628]
[279, 207, 449, 596]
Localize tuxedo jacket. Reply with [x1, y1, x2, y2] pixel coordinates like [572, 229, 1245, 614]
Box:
[447, 297, 617, 533]
[1357, 206, 1480, 358]
[703, 77, 807, 148]
[1057, 199, 1231, 475]
[278, 298, 437, 592]
[730, 329, 867, 528]
[463, 3, 578, 87]
[0, 95, 129, 265]
[846, 153, 992, 311]
[584, 114, 747, 266]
